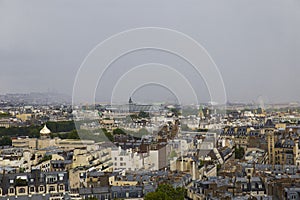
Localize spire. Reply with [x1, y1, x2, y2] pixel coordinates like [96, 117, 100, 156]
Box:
[129, 97, 133, 104]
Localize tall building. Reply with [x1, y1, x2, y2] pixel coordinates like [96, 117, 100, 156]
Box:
[266, 119, 300, 165]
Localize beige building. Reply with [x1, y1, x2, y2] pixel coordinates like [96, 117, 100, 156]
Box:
[16, 113, 32, 121]
[267, 128, 299, 165]
[12, 124, 95, 150]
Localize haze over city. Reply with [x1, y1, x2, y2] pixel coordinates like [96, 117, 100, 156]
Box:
[1, 0, 300, 104]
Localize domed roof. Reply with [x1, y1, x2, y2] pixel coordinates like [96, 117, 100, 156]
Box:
[40, 124, 51, 135]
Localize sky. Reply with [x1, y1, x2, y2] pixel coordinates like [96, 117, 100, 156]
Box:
[0, 0, 300, 104]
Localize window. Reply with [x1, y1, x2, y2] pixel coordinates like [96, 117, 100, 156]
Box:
[39, 186, 44, 192]
[18, 188, 26, 194]
[47, 176, 57, 183]
[49, 186, 56, 192]
[120, 157, 123, 161]
[59, 185, 64, 190]
[30, 187, 35, 192]
[9, 188, 14, 194]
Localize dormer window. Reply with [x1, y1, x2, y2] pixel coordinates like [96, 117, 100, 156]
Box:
[9, 188, 14, 194]
[18, 188, 26, 194]
[59, 184, 64, 190]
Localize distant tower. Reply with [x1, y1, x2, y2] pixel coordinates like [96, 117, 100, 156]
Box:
[267, 130, 275, 165]
[129, 97, 133, 104]
[129, 97, 133, 113]
[265, 119, 276, 165]
[40, 124, 51, 140]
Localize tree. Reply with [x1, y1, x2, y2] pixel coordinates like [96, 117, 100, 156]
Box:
[235, 147, 245, 159]
[138, 111, 150, 118]
[144, 184, 185, 200]
[113, 128, 126, 135]
[0, 112, 10, 118]
[66, 130, 80, 139]
[169, 150, 177, 158]
[102, 128, 113, 142]
[170, 108, 181, 117]
[145, 191, 170, 200]
[0, 136, 12, 146]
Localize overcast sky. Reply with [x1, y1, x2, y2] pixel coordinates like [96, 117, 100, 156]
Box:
[0, 0, 299, 104]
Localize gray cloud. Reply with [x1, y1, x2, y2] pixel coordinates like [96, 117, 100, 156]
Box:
[0, 0, 299, 103]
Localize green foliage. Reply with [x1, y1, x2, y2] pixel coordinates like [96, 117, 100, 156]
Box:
[199, 160, 204, 168]
[144, 184, 185, 200]
[197, 128, 209, 132]
[68, 130, 80, 139]
[0, 121, 76, 138]
[169, 150, 177, 158]
[0, 112, 10, 118]
[130, 114, 138, 119]
[145, 191, 169, 200]
[46, 121, 76, 133]
[217, 164, 222, 171]
[51, 129, 79, 139]
[0, 136, 12, 146]
[170, 108, 181, 116]
[235, 147, 245, 159]
[19, 168, 25, 173]
[0, 125, 40, 138]
[102, 128, 113, 142]
[113, 128, 126, 135]
[138, 111, 150, 118]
